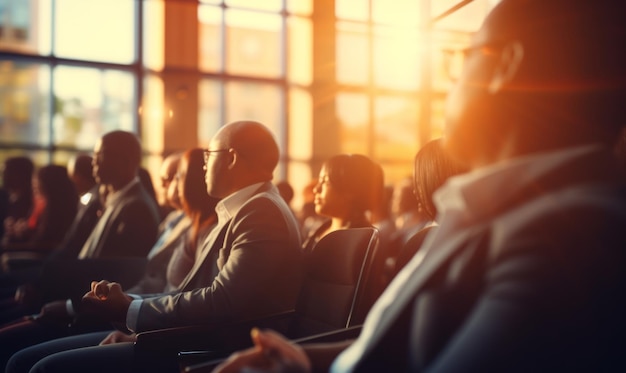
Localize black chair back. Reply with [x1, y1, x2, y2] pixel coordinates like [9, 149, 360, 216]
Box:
[290, 227, 378, 337]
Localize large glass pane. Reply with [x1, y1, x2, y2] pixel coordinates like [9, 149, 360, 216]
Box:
[55, 0, 135, 63]
[198, 5, 223, 73]
[0, 61, 50, 145]
[336, 92, 368, 155]
[373, 26, 420, 90]
[198, 79, 222, 147]
[225, 9, 282, 78]
[143, 0, 165, 71]
[287, 0, 312, 16]
[336, 0, 368, 22]
[288, 88, 312, 160]
[140, 74, 164, 153]
[336, 22, 369, 85]
[53, 66, 134, 150]
[225, 81, 282, 148]
[287, 16, 312, 85]
[0, 0, 51, 55]
[372, 0, 420, 26]
[225, 0, 282, 12]
[374, 95, 419, 160]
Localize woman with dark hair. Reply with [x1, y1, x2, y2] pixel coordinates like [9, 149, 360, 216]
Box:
[302, 154, 383, 253]
[2, 165, 78, 253]
[162, 148, 219, 290]
[391, 138, 467, 274]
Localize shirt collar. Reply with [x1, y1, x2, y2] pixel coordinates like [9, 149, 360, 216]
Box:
[434, 144, 603, 223]
[105, 177, 140, 209]
[214, 182, 265, 226]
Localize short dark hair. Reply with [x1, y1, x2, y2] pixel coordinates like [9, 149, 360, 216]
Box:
[324, 154, 384, 214]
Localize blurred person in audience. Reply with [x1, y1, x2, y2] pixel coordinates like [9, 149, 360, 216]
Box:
[302, 154, 382, 254]
[1, 165, 78, 257]
[389, 139, 466, 277]
[2, 157, 35, 244]
[156, 152, 183, 221]
[6, 121, 304, 373]
[369, 182, 396, 252]
[391, 177, 429, 243]
[214, 1, 626, 372]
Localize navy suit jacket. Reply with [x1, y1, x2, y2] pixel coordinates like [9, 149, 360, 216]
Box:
[351, 149, 626, 372]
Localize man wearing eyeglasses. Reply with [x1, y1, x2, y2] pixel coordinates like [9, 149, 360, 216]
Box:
[212, 1, 626, 372]
[6, 121, 304, 373]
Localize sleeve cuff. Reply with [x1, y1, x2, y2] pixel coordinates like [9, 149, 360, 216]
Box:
[65, 299, 75, 317]
[126, 299, 143, 332]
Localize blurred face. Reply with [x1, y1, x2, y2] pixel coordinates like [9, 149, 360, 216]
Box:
[91, 139, 109, 184]
[160, 158, 180, 209]
[444, 23, 503, 167]
[167, 171, 182, 210]
[313, 165, 350, 219]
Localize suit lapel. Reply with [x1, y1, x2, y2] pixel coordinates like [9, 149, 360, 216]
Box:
[362, 219, 488, 356]
[177, 222, 230, 291]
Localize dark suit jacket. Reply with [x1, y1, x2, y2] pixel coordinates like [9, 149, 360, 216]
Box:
[81, 181, 160, 259]
[351, 149, 626, 372]
[50, 185, 103, 260]
[134, 182, 303, 332]
[38, 182, 160, 303]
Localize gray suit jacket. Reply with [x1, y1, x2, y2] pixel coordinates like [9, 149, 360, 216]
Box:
[135, 182, 303, 332]
[351, 149, 626, 372]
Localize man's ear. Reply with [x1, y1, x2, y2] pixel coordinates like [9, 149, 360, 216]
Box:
[488, 41, 524, 93]
[227, 148, 238, 170]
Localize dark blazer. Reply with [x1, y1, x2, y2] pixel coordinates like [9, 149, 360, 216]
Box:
[80, 181, 160, 259]
[351, 149, 626, 372]
[51, 185, 103, 260]
[134, 182, 304, 332]
[38, 182, 160, 303]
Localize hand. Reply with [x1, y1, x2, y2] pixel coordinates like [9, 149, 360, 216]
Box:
[213, 328, 311, 373]
[36, 300, 72, 325]
[81, 280, 132, 324]
[99, 330, 137, 345]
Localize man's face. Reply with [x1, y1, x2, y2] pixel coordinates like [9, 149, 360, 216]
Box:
[92, 139, 109, 184]
[444, 24, 503, 167]
[204, 138, 231, 199]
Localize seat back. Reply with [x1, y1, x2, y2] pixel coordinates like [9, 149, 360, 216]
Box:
[290, 227, 378, 338]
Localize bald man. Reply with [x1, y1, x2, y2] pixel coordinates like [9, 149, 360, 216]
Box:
[7, 122, 304, 373]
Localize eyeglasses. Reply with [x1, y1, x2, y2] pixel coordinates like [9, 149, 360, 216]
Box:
[203, 149, 229, 165]
[442, 42, 503, 82]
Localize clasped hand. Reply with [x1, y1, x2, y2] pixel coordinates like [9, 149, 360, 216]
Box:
[81, 280, 132, 324]
[214, 328, 310, 373]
